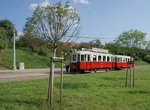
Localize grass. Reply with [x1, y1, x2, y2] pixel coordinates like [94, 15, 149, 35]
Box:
[135, 60, 149, 66]
[0, 49, 61, 69]
[0, 67, 150, 110]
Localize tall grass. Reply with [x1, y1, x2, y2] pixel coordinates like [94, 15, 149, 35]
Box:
[0, 49, 61, 69]
[0, 67, 150, 110]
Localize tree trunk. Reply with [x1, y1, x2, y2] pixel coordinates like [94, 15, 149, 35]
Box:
[48, 48, 56, 106]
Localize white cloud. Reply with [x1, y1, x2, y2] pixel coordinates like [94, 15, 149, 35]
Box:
[29, 0, 50, 11]
[18, 31, 24, 36]
[73, 0, 89, 4]
[29, 3, 38, 11]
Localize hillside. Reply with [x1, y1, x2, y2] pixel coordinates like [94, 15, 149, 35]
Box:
[0, 49, 149, 70]
[0, 49, 51, 69]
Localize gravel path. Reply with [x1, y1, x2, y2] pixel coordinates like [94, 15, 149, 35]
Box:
[0, 68, 70, 83]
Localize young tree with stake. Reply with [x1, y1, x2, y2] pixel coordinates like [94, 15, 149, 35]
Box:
[24, 1, 80, 106]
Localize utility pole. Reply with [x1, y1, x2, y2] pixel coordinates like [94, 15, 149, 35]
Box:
[13, 26, 16, 70]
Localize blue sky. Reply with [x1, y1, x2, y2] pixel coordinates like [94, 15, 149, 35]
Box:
[0, 0, 150, 43]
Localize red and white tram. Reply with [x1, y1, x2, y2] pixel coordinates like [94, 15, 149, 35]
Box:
[70, 48, 133, 73]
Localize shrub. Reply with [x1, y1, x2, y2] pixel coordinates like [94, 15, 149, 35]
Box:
[0, 39, 8, 51]
[144, 55, 150, 63]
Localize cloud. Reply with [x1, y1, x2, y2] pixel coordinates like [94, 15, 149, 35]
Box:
[29, 3, 38, 11]
[18, 31, 24, 36]
[29, 0, 49, 11]
[72, 0, 89, 4]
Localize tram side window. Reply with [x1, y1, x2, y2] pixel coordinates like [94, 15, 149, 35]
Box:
[107, 56, 110, 62]
[81, 55, 85, 61]
[120, 58, 122, 62]
[128, 58, 130, 62]
[72, 54, 76, 61]
[93, 55, 97, 61]
[98, 56, 101, 61]
[123, 58, 125, 62]
[77, 55, 80, 61]
[103, 56, 106, 62]
[118, 58, 120, 62]
[88, 55, 90, 61]
[111, 56, 113, 62]
[115, 57, 117, 62]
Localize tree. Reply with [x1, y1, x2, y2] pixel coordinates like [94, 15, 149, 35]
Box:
[105, 42, 120, 54]
[24, 1, 80, 105]
[77, 42, 91, 49]
[0, 27, 8, 51]
[89, 39, 103, 48]
[17, 35, 50, 56]
[0, 19, 14, 43]
[146, 41, 150, 50]
[144, 55, 150, 63]
[24, 1, 80, 56]
[115, 29, 146, 57]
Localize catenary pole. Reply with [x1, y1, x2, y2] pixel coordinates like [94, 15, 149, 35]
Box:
[13, 26, 16, 70]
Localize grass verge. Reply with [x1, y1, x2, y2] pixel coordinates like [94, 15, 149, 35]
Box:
[0, 67, 150, 110]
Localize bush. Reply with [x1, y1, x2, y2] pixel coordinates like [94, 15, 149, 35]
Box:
[17, 36, 50, 56]
[144, 55, 150, 63]
[0, 39, 8, 51]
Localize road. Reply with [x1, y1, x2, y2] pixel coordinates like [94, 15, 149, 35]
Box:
[0, 68, 70, 83]
[0, 65, 150, 83]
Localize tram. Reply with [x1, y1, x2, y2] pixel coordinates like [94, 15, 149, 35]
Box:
[69, 48, 133, 73]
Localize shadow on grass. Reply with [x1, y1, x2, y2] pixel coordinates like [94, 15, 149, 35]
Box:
[101, 77, 125, 81]
[128, 90, 150, 94]
[102, 77, 125, 81]
[55, 82, 89, 90]
[0, 97, 46, 107]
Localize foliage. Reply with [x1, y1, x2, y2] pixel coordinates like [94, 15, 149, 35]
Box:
[24, 1, 80, 55]
[77, 42, 90, 49]
[77, 39, 103, 50]
[17, 35, 50, 56]
[144, 55, 150, 63]
[0, 19, 15, 44]
[115, 29, 146, 57]
[146, 41, 150, 50]
[0, 27, 8, 51]
[115, 29, 146, 48]
[0, 39, 8, 51]
[89, 39, 103, 48]
[104, 42, 122, 54]
[0, 67, 150, 110]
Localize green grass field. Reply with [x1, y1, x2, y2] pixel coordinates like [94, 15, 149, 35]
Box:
[0, 67, 150, 110]
[0, 49, 61, 69]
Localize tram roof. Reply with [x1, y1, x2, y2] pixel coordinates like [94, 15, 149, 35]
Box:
[72, 51, 131, 58]
[114, 55, 131, 58]
[71, 50, 113, 56]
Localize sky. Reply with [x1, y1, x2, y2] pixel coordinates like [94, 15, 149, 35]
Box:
[0, 0, 150, 43]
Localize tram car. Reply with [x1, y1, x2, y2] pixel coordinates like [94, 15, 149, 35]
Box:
[70, 48, 133, 73]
